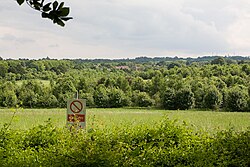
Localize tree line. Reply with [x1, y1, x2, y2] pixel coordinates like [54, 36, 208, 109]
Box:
[0, 57, 250, 111]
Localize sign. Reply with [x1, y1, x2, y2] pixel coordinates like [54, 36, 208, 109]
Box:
[70, 100, 83, 113]
[67, 99, 86, 130]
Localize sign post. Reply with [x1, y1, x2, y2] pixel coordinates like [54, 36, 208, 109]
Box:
[67, 99, 86, 130]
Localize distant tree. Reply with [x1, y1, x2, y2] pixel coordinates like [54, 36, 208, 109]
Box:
[211, 77, 227, 90]
[97, 77, 106, 85]
[131, 77, 146, 92]
[190, 80, 205, 108]
[18, 80, 43, 107]
[193, 87, 205, 108]
[106, 88, 129, 108]
[211, 57, 226, 65]
[167, 62, 181, 69]
[29, 61, 46, 72]
[161, 88, 176, 110]
[36, 86, 58, 108]
[53, 77, 76, 97]
[175, 88, 195, 110]
[203, 86, 222, 110]
[0, 62, 9, 77]
[104, 78, 116, 88]
[150, 71, 164, 95]
[80, 92, 95, 107]
[8, 61, 26, 75]
[116, 76, 131, 92]
[16, 0, 72, 27]
[226, 86, 248, 112]
[52, 77, 76, 107]
[51, 64, 68, 74]
[0, 81, 18, 107]
[132, 91, 153, 107]
[77, 77, 88, 93]
[93, 85, 109, 108]
[242, 64, 250, 75]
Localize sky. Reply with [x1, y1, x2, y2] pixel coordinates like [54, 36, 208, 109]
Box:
[1, 0, 250, 60]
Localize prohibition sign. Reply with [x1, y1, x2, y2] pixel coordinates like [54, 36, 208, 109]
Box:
[70, 100, 83, 113]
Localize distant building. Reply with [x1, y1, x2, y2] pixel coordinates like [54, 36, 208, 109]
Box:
[115, 66, 130, 70]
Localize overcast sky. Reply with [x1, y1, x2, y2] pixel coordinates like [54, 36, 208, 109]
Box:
[1, 0, 250, 59]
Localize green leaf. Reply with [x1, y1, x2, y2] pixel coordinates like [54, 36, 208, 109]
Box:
[55, 19, 65, 27]
[43, 3, 52, 12]
[58, 2, 64, 10]
[41, 12, 49, 18]
[17, 0, 25, 5]
[34, 4, 42, 10]
[61, 17, 73, 21]
[53, 1, 59, 10]
[59, 7, 70, 17]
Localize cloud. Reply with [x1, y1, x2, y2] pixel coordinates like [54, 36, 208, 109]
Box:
[68, 0, 229, 55]
[0, 34, 34, 43]
[1, 0, 250, 59]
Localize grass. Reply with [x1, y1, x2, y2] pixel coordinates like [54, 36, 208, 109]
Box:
[0, 108, 249, 133]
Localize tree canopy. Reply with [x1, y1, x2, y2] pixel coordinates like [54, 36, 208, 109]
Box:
[0, 57, 250, 111]
[16, 0, 72, 27]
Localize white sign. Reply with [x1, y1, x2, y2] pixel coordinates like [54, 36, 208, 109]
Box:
[67, 99, 86, 130]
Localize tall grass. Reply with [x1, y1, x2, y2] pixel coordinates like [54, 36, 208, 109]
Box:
[0, 108, 249, 133]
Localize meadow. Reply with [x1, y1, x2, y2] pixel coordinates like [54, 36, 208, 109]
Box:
[1, 108, 249, 133]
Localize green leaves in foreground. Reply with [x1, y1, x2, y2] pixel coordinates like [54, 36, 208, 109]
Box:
[16, 0, 25, 5]
[16, 0, 72, 27]
[1, 118, 250, 166]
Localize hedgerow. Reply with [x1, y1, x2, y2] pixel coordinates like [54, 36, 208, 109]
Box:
[0, 118, 249, 166]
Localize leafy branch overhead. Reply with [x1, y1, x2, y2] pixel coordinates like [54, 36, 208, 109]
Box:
[16, 0, 73, 27]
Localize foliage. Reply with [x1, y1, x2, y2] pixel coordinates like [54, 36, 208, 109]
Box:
[161, 88, 176, 110]
[226, 86, 249, 112]
[0, 62, 8, 77]
[132, 91, 153, 107]
[211, 57, 226, 65]
[93, 84, 109, 108]
[203, 85, 222, 109]
[16, 0, 72, 27]
[175, 88, 195, 110]
[106, 87, 130, 108]
[0, 58, 250, 111]
[0, 117, 249, 166]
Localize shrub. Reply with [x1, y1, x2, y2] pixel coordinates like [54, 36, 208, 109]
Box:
[0, 118, 250, 166]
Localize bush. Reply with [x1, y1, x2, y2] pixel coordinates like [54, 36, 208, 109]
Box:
[1, 118, 249, 166]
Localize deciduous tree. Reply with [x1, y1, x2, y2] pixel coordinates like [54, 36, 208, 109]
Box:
[16, 0, 72, 26]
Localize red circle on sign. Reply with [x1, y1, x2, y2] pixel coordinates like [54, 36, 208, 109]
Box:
[70, 100, 83, 113]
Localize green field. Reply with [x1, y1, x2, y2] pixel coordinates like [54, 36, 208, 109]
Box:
[1, 108, 249, 133]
